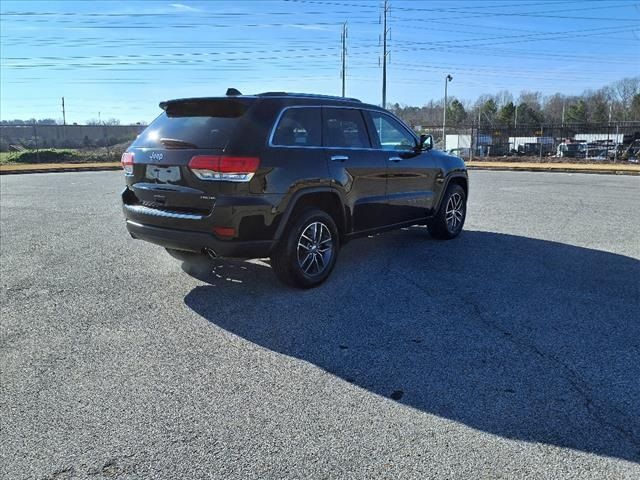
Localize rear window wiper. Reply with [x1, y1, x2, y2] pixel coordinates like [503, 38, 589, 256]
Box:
[159, 138, 199, 149]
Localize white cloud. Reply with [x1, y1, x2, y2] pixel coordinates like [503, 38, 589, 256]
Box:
[169, 3, 202, 12]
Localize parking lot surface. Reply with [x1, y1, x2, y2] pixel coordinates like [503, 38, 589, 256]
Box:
[1, 171, 639, 479]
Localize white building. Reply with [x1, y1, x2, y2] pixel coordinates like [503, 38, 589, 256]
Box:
[574, 133, 624, 143]
[508, 136, 554, 151]
[445, 134, 471, 149]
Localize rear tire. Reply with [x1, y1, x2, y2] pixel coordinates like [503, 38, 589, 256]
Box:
[428, 183, 466, 239]
[271, 209, 339, 288]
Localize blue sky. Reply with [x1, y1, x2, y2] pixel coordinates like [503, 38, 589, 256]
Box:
[1, 0, 638, 124]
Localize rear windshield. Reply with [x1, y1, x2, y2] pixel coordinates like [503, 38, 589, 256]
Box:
[132, 99, 250, 149]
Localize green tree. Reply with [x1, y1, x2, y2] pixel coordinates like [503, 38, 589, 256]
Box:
[497, 101, 516, 125]
[446, 99, 467, 126]
[479, 99, 498, 124]
[566, 100, 587, 123]
[514, 102, 543, 125]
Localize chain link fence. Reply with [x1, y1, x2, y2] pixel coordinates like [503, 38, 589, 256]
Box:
[415, 122, 640, 163]
[2, 122, 640, 164]
[0, 124, 145, 163]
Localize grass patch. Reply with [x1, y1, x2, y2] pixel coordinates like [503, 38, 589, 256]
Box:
[0, 149, 80, 164]
[0, 145, 127, 165]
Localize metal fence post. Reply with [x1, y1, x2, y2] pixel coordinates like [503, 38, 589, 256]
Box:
[614, 123, 619, 162]
[539, 125, 543, 161]
[103, 125, 110, 161]
[469, 124, 474, 162]
[33, 123, 40, 162]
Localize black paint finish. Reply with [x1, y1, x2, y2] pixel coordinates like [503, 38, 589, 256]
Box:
[121, 93, 468, 257]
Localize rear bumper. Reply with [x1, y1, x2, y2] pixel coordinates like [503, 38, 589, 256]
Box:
[125, 220, 273, 259]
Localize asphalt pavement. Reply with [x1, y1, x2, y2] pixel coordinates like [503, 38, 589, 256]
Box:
[1, 171, 639, 479]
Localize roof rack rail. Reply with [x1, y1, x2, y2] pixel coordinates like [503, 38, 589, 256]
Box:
[257, 92, 362, 103]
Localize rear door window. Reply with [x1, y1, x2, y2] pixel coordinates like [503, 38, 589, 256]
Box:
[272, 107, 322, 147]
[323, 108, 371, 149]
[132, 99, 250, 149]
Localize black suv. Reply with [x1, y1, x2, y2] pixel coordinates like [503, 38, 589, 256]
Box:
[121, 90, 468, 287]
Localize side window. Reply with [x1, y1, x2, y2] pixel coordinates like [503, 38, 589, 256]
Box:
[369, 112, 416, 151]
[272, 108, 321, 147]
[323, 108, 371, 149]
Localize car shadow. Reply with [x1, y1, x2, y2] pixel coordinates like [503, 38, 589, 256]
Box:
[183, 229, 640, 462]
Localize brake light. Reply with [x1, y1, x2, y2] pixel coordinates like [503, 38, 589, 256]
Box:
[188, 155, 259, 182]
[121, 152, 134, 175]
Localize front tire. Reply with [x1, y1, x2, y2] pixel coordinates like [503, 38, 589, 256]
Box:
[271, 209, 339, 288]
[428, 183, 466, 239]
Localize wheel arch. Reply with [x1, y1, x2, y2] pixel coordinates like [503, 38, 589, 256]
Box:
[434, 174, 468, 213]
[273, 187, 347, 242]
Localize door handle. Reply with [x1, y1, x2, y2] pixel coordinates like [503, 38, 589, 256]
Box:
[331, 155, 349, 162]
[388, 156, 402, 162]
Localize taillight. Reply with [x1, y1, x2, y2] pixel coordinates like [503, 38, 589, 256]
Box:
[212, 226, 236, 238]
[121, 152, 134, 175]
[188, 155, 259, 182]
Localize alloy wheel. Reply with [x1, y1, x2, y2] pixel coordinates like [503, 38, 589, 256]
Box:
[445, 192, 464, 232]
[297, 221, 333, 276]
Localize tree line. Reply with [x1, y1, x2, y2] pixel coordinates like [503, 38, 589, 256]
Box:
[2, 76, 638, 128]
[389, 76, 640, 128]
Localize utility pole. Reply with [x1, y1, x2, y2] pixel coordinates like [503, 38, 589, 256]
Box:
[514, 103, 518, 128]
[341, 22, 347, 97]
[381, 0, 389, 108]
[61, 97, 66, 126]
[442, 74, 452, 151]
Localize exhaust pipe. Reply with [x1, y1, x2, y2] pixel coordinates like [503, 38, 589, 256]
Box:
[204, 248, 217, 259]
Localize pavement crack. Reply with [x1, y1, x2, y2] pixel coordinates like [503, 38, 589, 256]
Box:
[465, 296, 640, 455]
[401, 271, 640, 455]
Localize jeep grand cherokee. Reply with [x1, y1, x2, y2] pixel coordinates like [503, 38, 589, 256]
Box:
[121, 90, 468, 288]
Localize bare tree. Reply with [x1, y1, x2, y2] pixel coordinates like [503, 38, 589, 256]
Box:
[542, 93, 565, 124]
[583, 89, 610, 123]
[611, 77, 640, 119]
[494, 90, 514, 109]
[388, 76, 640, 127]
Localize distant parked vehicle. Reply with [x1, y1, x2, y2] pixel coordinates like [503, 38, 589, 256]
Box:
[447, 147, 470, 158]
[519, 143, 553, 156]
[557, 142, 584, 158]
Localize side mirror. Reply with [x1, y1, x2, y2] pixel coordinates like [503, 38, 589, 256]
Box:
[419, 134, 433, 151]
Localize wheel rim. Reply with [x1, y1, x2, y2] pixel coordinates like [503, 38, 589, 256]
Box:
[297, 221, 333, 276]
[445, 192, 464, 232]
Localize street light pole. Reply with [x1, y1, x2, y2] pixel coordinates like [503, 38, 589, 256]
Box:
[341, 22, 347, 97]
[442, 74, 452, 151]
[381, 0, 389, 108]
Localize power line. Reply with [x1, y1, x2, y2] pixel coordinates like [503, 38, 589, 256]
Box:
[287, 0, 637, 21]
